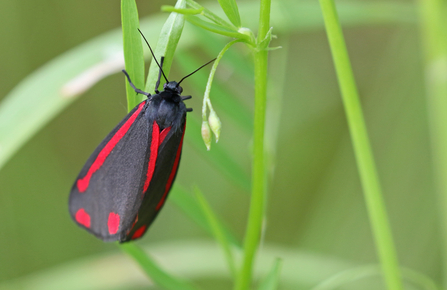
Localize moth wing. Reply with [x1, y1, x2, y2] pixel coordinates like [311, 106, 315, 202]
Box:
[69, 102, 153, 242]
[124, 118, 186, 241]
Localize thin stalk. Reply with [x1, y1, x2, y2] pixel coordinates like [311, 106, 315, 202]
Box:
[234, 0, 271, 288]
[202, 39, 243, 119]
[417, 0, 447, 286]
[318, 1, 402, 290]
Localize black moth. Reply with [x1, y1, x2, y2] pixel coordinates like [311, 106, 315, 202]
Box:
[69, 30, 214, 242]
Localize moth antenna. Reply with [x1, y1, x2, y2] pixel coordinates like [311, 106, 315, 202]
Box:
[138, 29, 169, 83]
[177, 58, 217, 86]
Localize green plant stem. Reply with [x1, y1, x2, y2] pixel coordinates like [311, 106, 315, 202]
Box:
[318, 1, 402, 290]
[417, 0, 447, 286]
[235, 0, 271, 289]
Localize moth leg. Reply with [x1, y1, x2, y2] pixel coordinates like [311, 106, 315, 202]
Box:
[154, 56, 165, 94]
[186, 108, 193, 112]
[122, 70, 151, 97]
[181, 95, 192, 101]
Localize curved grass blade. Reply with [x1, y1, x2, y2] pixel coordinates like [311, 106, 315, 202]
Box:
[120, 243, 199, 290]
[310, 265, 439, 290]
[0, 241, 357, 290]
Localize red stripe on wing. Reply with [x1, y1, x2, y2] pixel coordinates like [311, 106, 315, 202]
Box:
[159, 127, 171, 145]
[156, 123, 186, 211]
[143, 121, 160, 193]
[77, 102, 145, 192]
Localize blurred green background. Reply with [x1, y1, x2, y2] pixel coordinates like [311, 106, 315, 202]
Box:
[0, 0, 438, 289]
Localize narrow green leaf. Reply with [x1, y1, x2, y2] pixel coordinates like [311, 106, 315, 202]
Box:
[145, 0, 186, 93]
[161, 5, 204, 15]
[121, 0, 145, 111]
[119, 243, 199, 290]
[257, 27, 273, 51]
[257, 259, 282, 290]
[186, 0, 234, 28]
[185, 15, 251, 43]
[194, 187, 237, 277]
[319, 0, 403, 289]
[170, 185, 242, 248]
[217, 0, 241, 27]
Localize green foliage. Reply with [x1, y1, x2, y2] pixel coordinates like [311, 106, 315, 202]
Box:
[2, 0, 444, 290]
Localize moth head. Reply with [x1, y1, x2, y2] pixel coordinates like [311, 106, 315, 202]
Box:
[164, 81, 183, 94]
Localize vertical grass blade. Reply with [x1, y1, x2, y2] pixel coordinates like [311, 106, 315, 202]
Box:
[417, 0, 447, 286]
[121, 0, 145, 111]
[145, 0, 186, 92]
[318, 0, 402, 289]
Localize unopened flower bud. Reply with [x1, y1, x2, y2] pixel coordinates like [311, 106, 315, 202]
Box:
[201, 120, 212, 150]
[208, 110, 221, 142]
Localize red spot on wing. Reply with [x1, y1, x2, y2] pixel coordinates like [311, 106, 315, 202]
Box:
[75, 208, 91, 228]
[77, 102, 145, 192]
[132, 225, 147, 240]
[143, 122, 160, 193]
[156, 123, 186, 211]
[159, 127, 171, 145]
[108, 212, 120, 235]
